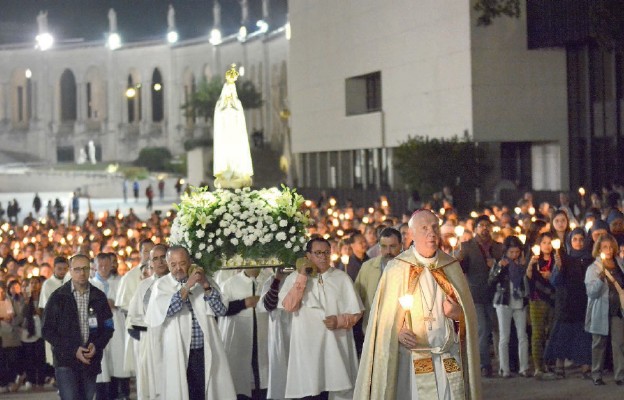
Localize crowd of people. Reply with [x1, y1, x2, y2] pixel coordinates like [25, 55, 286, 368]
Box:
[0, 184, 623, 398]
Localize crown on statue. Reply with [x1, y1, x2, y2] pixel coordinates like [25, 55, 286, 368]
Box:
[225, 64, 239, 84]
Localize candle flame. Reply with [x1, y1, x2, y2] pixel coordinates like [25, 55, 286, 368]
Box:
[399, 294, 414, 311]
[532, 245, 541, 256]
[552, 239, 561, 250]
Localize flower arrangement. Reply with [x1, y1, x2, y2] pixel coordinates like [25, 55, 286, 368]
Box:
[169, 185, 310, 275]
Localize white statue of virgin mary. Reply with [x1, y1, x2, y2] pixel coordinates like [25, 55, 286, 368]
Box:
[213, 65, 254, 189]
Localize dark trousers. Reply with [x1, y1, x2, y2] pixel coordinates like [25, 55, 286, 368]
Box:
[295, 393, 329, 400]
[96, 377, 130, 399]
[0, 346, 20, 387]
[23, 339, 46, 385]
[56, 366, 97, 400]
[188, 348, 205, 400]
[237, 389, 268, 400]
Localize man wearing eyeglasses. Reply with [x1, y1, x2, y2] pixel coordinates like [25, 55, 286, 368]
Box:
[457, 214, 503, 378]
[42, 254, 114, 400]
[278, 237, 363, 400]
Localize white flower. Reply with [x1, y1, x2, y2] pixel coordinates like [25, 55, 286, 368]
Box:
[300, 237, 306, 244]
[285, 242, 293, 249]
[196, 230, 205, 239]
[279, 219, 288, 227]
[270, 224, 278, 231]
[235, 230, 243, 238]
[290, 236, 297, 242]
[199, 243, 206, 250]
[231, 238, 239, 246]
[276, 232, 287, 241]
[195, 252, 202, 259]
[216, 238, 224, 246]
[216, 229, 221, 235]
[293, 245, 300, 252]
[289, 226, 296, 234]
[207, 245, 214, 252]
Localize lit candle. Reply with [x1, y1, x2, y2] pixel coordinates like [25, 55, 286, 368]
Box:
[585, 221, 593, 231]
[529, 207, 536, 215]
[454, 225, 465, 237]
[330, 253, 339, 262]
[323, 234, 330, 240]
[489, 215, 496, 223]
[470, 211, 478, 218]
[399, 294, 414, 330]
[552, 238, 561, 250]
[332, 219, 339, 227]
[579, 187, 586, 197]
[439, 208, 446, 216]
[570, 221, 577, 230]
[305, 200, 312, 207]
[600, 252, 606, 261]
[518, 234, 526, 244]
[327, 208, 333, 216]
[368, 207, 374, 214]
[514, 207, 521, 215]
[32, 267, 40, 276]
[329, 198, 337, 207]
[340, 254, 350, 265]
[362, 216, 370, 224]
[336, 229, 344, 236]
[448, 236, 458, 248]
[532, 245, 541, 256]
[381, 200, 389, 208]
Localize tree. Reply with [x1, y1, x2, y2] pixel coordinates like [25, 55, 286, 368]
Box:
[181, 77, 264, 122]
[474, 0, 521, 26]
[393, 135, 490, 209]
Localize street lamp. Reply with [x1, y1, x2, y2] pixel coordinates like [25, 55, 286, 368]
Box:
[35, 33, 54, 51]
[209, 28, 222, 45]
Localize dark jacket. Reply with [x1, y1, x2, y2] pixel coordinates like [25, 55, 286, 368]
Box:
[488, 260, 529, 308]
[459, 238, 504, 304]
[42, 281, 114, 376]
[550, 254, 593, 322]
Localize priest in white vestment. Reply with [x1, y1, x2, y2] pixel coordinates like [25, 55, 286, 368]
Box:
[126, 244, 168, 400]
[219, 269, 269, 398]
[116, 239, 154, 374]
[145, 245, 236, 400]
[279, 238, 363, 400]
[260, 270, 292, 400]
[354, 210, 482, 400]
[90, 253, 131, 398]
[38, 256, 69, 366]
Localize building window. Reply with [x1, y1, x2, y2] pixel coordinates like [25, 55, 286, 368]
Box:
[345, 71, 381, 115]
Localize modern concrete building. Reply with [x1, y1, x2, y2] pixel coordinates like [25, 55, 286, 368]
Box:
[288, 0, 569, 194]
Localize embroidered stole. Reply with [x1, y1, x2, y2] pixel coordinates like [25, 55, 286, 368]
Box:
[405, 264, 466, 399]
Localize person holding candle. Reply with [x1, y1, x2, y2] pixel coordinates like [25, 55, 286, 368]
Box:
[457, 214, 503, 378]
[488, 235, 530, 378]
[526, 232, 558, 378]
[584, 233, 624, 386]
[544, 227, 593, 379]
[354, 209, 480, 399]
[550, 210, 571, 253]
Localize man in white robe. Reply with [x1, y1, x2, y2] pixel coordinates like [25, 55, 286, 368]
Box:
[219, 269, 269, 399]
[145, 245, 236, 400]
[115, 239, 154, 374]
[260, 269, 292, 400]
[38, 256, 69, 366]
[354, 210, 482, 400]
[90, 253, 131, 399]
[279, 238, 363, 400]
[126, 244, 168, 400]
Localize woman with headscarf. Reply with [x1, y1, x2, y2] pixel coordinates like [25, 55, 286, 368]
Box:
[544, 227, 593, 379]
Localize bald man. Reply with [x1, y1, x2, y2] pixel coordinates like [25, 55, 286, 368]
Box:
[355, 210, 481, 400]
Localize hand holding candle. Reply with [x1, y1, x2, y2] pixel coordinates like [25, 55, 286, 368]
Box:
[532, 244, 541, 256]
[399, 294, 414, 330]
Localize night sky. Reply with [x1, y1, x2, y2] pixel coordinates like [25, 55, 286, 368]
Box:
[0, 0, 288, 45]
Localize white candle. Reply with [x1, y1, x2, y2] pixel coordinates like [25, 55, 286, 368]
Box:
[398, 294, 414, 330]
[532, 245, 541, 256]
